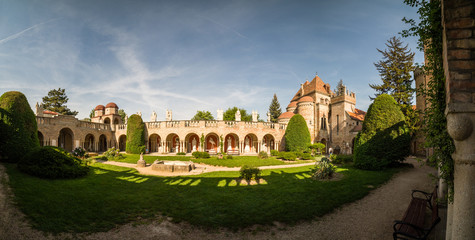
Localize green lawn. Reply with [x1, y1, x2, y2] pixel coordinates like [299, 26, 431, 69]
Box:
[110, 154, 314, 168]
[4, 162, 401, 234]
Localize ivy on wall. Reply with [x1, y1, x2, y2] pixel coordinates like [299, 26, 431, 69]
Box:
[401, 0, 455, 201]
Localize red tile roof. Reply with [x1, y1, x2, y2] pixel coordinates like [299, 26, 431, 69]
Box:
[106, 102, 118, 108]
[291, 75, 332, 102]
[95, 105, 105, 111]
[346, 108, 366, 121]
[278, 111, 295, 119]
[298, 96, 314, 103]
[43, 110, 59, 115]
[287, 101, 298, 108]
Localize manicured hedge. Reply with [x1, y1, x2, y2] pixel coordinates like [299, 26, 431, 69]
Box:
[0, 91, 39, 162]
[18, 146, 89, 179]
[126, 114, 146, 154]
[284, 114, 311, 152]
[354, 94, 410, 170]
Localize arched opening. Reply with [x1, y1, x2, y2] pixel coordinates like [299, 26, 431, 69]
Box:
[148, 134, 161, 153]
[243, 134, 258, 153]
[99, 134, 107, 152]
[166, 134, 180, 153]
[104, 117, 111, 124]
[262, 134, 275, 153]
[185, 133, 200, 153]
[84, 134, 95, 152]
[224, 133, 239, 155]
[58, 128, 74, 152]
[205, 133, 219, 154]
[334, 145, 341, 155]
[113, 117, 120, 124]
[38, 131, 44, 147]
[118, 135, 126, 151]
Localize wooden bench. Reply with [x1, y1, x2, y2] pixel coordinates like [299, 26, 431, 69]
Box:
[393, 187, 440, 240]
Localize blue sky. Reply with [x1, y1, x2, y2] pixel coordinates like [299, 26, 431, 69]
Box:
[0, 0, 423, 121]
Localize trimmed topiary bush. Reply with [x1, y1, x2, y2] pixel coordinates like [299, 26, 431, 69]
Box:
[270, 150, 279, 156]
[284, 114, 311, 152]
[354, 94, 410, 170]
[18, 146, 89, 179]
[126, 114, 146, 154]
[0, 91, 39, 162]
[281, 152, 297, 161]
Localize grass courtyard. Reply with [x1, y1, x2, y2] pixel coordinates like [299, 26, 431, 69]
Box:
[110, 154, 315, 167]
[4, 159, 401, 234]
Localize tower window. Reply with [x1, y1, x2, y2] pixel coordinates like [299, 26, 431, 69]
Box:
[337, 115, 339, 134]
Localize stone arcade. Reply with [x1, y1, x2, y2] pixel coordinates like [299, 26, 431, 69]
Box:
[35, 74, 365, 155]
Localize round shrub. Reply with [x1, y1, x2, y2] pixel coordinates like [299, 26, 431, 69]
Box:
[284, 114, 311, 152]
[281, 152, 297, 161]
[0, 91, 39, 162]
[192, 151, 210, 159]
[18, 146, 89, 179]
[258, 151, 268, 159]
[126, 114, 146, 154]
[354, 94, 410, 170]
[270, 150, 279, 156]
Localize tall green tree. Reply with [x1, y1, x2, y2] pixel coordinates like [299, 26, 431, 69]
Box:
[41, 88, 78, 116]
[370, 36, 416, 106]
[191, 110, 214, 120]
[223, 107, 252, 121]
[0, 91, 40, 162]
[353, 94, 410, 170]
[118, 109, 126, 122]
[268, 94, 282, 123]
[284, 114, 311, 152]
[126, 114, 145, 154]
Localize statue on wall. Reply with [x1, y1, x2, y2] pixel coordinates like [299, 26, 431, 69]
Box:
[227, 137, 232, 151]
[192, 137, 197, 152]
[151, 111, 157, 122]
[235, 110, 241, 122]
[267, 112, 271, 122]
[124, 114, 128, 124]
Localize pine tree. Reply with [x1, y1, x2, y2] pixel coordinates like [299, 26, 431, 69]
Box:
[370, 36, 415, 106]
[268, 94, 282, 123]
[41, 88, 78, 116]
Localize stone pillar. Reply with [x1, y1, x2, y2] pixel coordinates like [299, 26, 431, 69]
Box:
[75, 140, 80, 149]
[51, 139, 57, 147]
[442, 1, 475, 238]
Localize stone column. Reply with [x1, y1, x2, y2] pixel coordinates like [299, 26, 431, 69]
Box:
[442, 1, 475, 238]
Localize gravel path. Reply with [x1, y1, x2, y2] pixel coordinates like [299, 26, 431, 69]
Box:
[0, 157, 439, 240]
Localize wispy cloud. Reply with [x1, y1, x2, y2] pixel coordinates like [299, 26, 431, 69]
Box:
[198, 15, 250, 40]
[0, 18, 59, 45]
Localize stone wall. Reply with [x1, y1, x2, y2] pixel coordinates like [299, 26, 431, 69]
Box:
[441, 0, 475, 239]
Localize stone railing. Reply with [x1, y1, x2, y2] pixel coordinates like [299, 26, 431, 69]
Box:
[77, 121, 111, 130]
[142, 120, 286, 131]
[36, 116, 112, 130]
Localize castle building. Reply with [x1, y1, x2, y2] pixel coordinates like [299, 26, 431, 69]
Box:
[278, 74, 366, 154]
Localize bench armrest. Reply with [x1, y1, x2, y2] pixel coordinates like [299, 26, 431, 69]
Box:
[393, 220, 425, 238]
[412, 189, 432, 202]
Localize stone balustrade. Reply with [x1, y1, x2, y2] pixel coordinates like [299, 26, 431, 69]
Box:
[142, 120, 286, 130]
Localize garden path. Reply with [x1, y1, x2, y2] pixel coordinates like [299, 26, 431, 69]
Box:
[0, 157, 445, 239]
